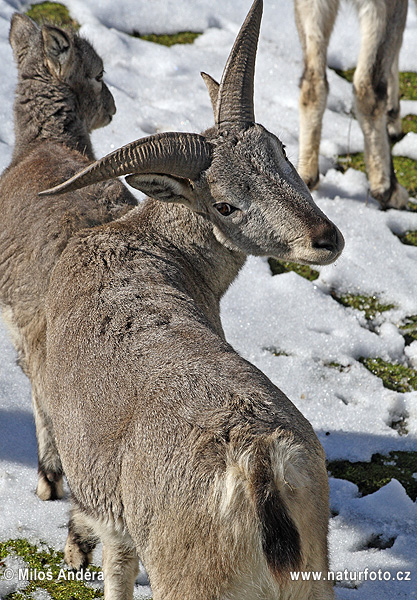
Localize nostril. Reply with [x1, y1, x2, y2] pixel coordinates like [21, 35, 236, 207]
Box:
[312, 236, 336, 252]
[311, 223, 339, 252]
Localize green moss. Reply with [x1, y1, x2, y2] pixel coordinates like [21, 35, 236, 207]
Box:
[268, 257, 319, 281]
[360, 357, 417, 393]
[132, 31, 201, 46]
[402, 114, 417, 135]
[328, 451, 417, 500]
[338, 152, 417, 197]
[400, 315, 417, 344]
[337, 152, 366, 175]
[399, 72, 417, 101]
[264, 346, 289, 357]
[333, 67, 355, 84]
[0, 539, 62, 572]
[325, 361, 343, 370]
[331, 292, 395, 321]
[26, 2, 79, 29]
[393, 156, 417, 196]
[0, 539, 103, 600]
[398, 230, 417, 246]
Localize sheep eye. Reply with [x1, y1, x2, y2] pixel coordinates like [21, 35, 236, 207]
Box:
[95, 70, 104, 82]
[214, 203, 237, 217]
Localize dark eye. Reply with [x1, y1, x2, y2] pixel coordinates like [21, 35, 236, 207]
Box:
[214, 203, 238, 216]
[281, 143, 288, 160]
[95, 70, 104, 82]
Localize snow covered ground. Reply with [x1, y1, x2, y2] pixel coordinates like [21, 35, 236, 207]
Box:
[1, 0, 417, 598]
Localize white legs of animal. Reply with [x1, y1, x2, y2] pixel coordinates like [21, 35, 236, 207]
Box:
[353, 0, 408, 208]
[102, 543, 139, 600]
[295, 0, 408, 209]
[295, 0, 339, 191]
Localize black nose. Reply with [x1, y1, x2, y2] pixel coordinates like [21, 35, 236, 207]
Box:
[311, 221, 343, 253]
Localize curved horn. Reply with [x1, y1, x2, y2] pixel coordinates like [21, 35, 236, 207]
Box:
[215, 0, 263, 128]
[39, 132, 212, 196]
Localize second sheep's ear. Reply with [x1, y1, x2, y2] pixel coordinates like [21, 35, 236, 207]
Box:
[9, 14, 39, 64]
[42, 25, 73, 80]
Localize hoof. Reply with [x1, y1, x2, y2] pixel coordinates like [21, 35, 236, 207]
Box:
[387, 111, 402, 141]
[64, 530, 98, 570]
[300, 171, 320, 191]
[64, 536, 92, 570]
[372, 183, 409, 210]
[388, 129, 403, 144]
[36, 471, 64, 501]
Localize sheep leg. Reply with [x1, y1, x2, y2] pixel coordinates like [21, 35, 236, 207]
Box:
[103, 540, 139, 600]
[353, 0, 408, 209]
[295, 0, 339, 189]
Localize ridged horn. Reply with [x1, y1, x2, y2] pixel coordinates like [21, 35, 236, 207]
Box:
[216, 0, 262, 128]
[39, 132, 213, 196]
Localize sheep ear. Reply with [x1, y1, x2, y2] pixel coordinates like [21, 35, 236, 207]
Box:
[125, 174, 197, 209]
[9, 14, 39, 63]
[42, 25, 73, 79]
